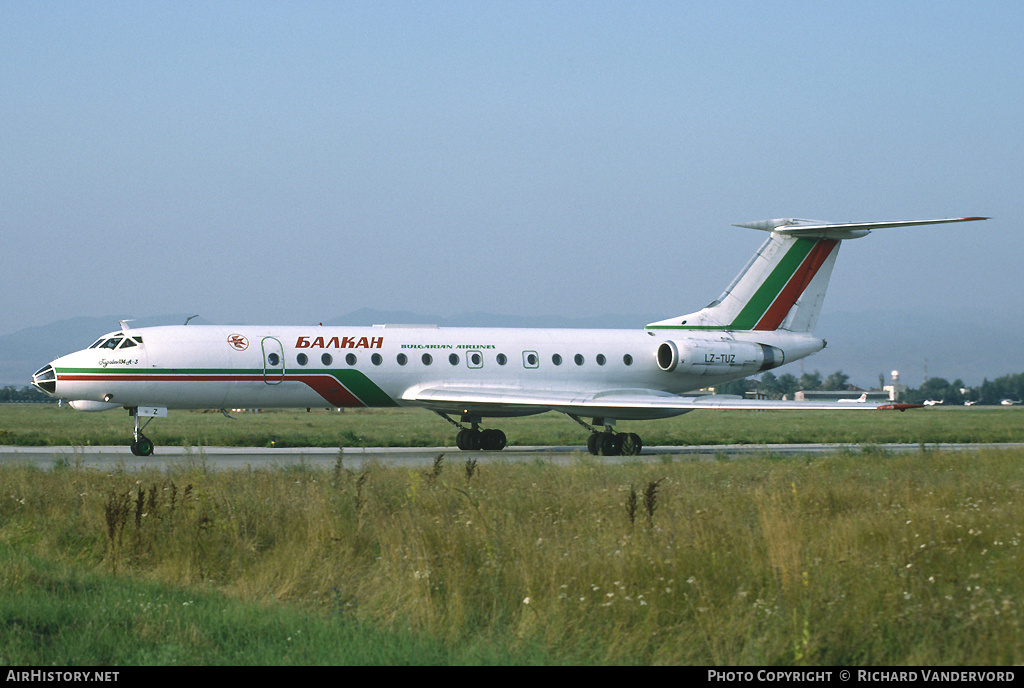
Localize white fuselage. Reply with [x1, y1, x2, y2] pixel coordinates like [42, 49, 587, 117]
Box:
[43, 324, 824, 421]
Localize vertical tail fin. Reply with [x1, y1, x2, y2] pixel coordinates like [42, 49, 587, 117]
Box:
[646, 216, 987, 333]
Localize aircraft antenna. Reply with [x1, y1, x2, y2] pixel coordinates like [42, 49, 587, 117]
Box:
[184, 315, 200, 326]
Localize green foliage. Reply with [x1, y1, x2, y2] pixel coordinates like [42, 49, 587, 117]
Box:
[0, 386, 51, 403]
[822, 370, 851, 391]
[977, 373, 1024, 405]
[759, 372, 801, 399]
[900, 372, 1024, 406]
[0, 545, 559, 665]
[799, 370, 823, 391]
[713, 378, 752, 396]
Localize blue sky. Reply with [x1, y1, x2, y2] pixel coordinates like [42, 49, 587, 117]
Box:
[3, 1, 1021, 347]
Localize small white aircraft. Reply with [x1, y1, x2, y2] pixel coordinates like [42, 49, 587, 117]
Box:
[838, 393, 869, 403]
[32, 216, 986, 456]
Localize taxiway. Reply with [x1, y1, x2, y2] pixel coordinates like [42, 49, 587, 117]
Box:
[2, 443, 1021, 471]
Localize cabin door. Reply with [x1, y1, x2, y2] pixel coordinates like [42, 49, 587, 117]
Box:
[261, 337, 285, 385]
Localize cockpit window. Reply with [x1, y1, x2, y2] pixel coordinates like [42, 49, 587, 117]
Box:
[89, 332, 134, 349]
[120, 338, 137, 349]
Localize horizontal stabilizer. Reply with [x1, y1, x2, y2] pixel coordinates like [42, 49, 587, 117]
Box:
[734, 216, 988, 240]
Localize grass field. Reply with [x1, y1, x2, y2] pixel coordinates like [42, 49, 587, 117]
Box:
[2, 447, 1023, 664]
[2, 406, 1023, 664]
[2, 403, 1023, 448]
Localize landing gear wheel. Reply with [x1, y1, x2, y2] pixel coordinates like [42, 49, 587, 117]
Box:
[597, 432, 623, 456]
[620, 433, 643, 456]
[587, 433, 600, 455]
[456, 428, 483, 451]
[130, 434, 154, 457]
[480, 428, 507, 451]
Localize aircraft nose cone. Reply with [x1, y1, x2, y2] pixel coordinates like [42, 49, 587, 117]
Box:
[32, 364, 57, 396]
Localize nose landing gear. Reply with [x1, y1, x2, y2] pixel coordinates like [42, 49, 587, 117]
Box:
[131, 434, 154, 457]
[128, 407, 166, 457]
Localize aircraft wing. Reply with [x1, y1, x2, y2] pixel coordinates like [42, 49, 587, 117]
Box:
[403, 385, 919, 417]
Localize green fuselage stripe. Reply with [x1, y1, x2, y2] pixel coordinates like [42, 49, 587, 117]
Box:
[335, 370, 397, 406]
[56, 367, 397, 407]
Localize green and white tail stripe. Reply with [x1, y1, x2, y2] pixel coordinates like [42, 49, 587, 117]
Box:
[648, 233, 841, 333]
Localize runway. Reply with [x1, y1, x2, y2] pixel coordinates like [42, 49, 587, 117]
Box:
[2, 443, 1021, 471]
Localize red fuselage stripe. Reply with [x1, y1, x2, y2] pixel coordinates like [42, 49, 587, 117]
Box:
[753, 239, 838, 331]
[57, 373, 367, 408]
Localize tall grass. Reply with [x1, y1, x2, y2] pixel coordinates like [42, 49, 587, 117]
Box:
[2, 447, 1022, 664]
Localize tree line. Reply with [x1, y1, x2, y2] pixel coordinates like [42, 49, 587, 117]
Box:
[717, 370, 852, 398]
[720, 370, 1024, 406]
[0, 386, 51, 403]
[900, 373, 1024, 406]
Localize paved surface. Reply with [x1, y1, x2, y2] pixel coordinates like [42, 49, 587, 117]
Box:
[2, 443, 1022, 470]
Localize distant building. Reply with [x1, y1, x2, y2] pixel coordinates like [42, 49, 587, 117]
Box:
[883, 370, 907, 401]
[794, 390, 890, 402]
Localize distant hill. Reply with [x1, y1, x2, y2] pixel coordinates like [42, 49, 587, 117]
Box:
[3, 309, 1017, 389]
[0, 314, 211, 389]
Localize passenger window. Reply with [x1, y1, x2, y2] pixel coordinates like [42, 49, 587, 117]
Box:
[346, 353, 357, 366]
[449, 353, 460, 365]
[574, 354, 584, 366]
[371, 353, 383, 366]
[297, 353, 309, 366]
[422, 353, 433, 365]
[552, 354, 562, 365]
[397, 354, 408, 366]
[321, 353, 333, 366]
[596, 354, 606, 366]
[623, 354, 633, 366]
[496, 353, 507, 366]
[268, 353, 281, 366]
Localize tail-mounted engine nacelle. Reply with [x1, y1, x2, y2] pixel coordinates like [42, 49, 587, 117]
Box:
[656, 339, 785, 376]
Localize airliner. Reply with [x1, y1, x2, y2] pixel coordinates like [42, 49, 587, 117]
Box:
[31, 216, 986, 456]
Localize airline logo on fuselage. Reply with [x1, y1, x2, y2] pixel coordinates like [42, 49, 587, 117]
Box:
[295, 336, 384, 349]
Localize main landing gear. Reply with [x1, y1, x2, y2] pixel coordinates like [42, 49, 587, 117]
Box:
[569, 414, 643, 456]
[456, 427, 507, 451]
[437, 411, 644, 456]
[586, 430, 643, 456]
[437, 412, 507, 451]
